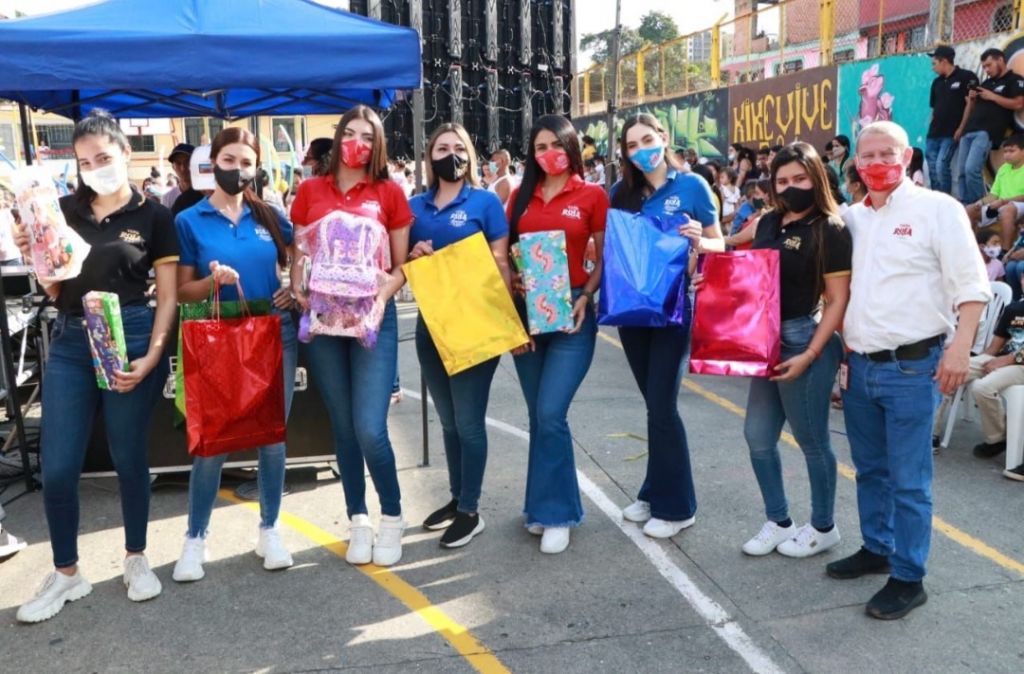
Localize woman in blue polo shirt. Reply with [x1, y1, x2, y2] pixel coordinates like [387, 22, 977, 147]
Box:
[610, 113, 724, 540]
[408, 123, 511, 549]
[171, 127, 297, 583]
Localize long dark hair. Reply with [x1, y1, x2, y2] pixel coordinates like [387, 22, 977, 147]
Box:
[328, 104, 389, 182]
[508, 114, 584, 238]
[769, 142, 844, 302]
[611, 113, 685, 213]
[210, 127, 288, 267]
[72, 109, 131, 206]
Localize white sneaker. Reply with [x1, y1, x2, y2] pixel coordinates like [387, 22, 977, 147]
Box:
[173, 536, 208, 582]
[777, 524, 841, 558]
[742, 521, 796, 556]
[540, 527, 570, 554]
[124, 554, 162, 602]
[17, 570, 92, 623]
[373, 515, 405, 567]
[526, 524, 544, 536]
[0, 526, 27, 557]
[622, 500, 652, 523]
[346, 514, 374, 565]
[643, 516, 696, 539]
[256, 526, 293, 570]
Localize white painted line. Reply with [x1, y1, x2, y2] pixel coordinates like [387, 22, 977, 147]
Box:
[401, 387, 786, 674]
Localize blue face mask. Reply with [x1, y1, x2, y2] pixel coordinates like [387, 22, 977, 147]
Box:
[629, 144, 664, 174]
[488, 161, 499, 174]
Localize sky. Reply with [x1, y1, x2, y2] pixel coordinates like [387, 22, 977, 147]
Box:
[2, 0, 735, 68]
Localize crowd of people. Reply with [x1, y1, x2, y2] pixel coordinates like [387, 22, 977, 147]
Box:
[5, 65, 1019, 629]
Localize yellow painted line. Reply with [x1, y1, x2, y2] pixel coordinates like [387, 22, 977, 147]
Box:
[598, 329, 1024, 577]
[608, 432, 648, 442]
[218, 490, 512, 674]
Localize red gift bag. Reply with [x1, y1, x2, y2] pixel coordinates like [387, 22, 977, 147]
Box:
[181, 287, 285, 457]
[689, 249, 781, 377]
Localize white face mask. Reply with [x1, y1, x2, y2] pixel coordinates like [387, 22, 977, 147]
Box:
[79, 158, 128, 196]
[983, 245, 1003, 259]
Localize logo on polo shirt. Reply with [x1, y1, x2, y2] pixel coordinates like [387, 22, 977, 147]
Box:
[951, 82, 961, 89]
[361, 201, 382, 214]
[450, 210, 468, 227]
[996, 85, 1006, 93]
[783, 236, 802, 251]
[893, 224, 913, 238]
[561, 205, 581, 220]
[663, 195, 681, 213]
[119, 229, 143, 244]
[254, 225, 274, 242]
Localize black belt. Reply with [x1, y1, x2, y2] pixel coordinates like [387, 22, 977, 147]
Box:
[864, 335, 943, 363]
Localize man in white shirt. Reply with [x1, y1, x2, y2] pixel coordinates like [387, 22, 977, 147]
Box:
[828, 121, 990, 620]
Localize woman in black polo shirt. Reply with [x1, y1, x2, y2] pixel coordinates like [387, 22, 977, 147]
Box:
[699, 143, 852, 559]
[14, 110, 179, 624]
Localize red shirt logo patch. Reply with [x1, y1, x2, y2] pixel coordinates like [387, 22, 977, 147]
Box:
[892, 224, 913, 238]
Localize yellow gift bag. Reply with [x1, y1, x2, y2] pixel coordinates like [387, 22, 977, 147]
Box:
[404, 232, 528, 375]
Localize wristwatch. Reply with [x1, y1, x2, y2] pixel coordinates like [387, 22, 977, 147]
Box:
[1015, 350, 1024, 365]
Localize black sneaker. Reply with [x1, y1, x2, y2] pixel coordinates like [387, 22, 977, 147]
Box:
[866, 578, 928, 620]
[973, 441, 1007, 459]
[826, 546, 891, 579]
[423, 499, 459, 531]
[440, 512, 485, 549]
[1003, 463, 1024, 481]
[931, 436, 940, 454]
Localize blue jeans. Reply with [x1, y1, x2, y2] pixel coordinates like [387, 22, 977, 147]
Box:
[744, 317, 842, 529]
[513, 292, 596, 528]
[41, 305, 165, 568]
[303, 300, 401, 518]
[416, 317, 498, 513]
[187, 312, 298, 537]
[841, 345, 943, 582]
[618, 324, 697, 521]
[926, 137, 956, 195]
[957, 130, 992, 204]
[1006, 259, 1024, 300]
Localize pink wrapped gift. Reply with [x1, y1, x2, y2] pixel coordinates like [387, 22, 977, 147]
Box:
[689, 249, 780, 378]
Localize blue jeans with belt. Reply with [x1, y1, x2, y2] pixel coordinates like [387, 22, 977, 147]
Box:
[303, 300, 402, 518]
[842, 344, 943, 582]
[41, 305, 165, 568]
[617, 323, 696, 522]
[416, 316, 499, 514]
[186, 312, 299, 537]
[513, 290, 596, 528]
[744, 316, 842, 529]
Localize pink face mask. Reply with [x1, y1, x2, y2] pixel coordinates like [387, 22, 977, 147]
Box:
[536, 148, 570, 176]
[341, 138, 372, 169]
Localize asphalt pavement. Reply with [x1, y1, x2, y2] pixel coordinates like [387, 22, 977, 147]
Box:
[1, 305, 1022, 673]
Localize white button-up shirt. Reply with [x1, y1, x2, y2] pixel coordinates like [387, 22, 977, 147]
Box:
[842, 179, 991, 354]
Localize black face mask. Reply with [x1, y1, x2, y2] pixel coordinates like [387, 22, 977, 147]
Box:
[432, 153, 468, 184]
[777, 186, 815, 214]
[214, 166, 255, 196]
[752, 197, 767, 210]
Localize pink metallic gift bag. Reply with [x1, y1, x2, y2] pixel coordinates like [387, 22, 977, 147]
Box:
[689, 249, 781, 378]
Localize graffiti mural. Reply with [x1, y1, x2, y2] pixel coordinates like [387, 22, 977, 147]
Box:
[837, 54, 934, 148]
[728, 66, 838, 150]
[573, 89, 730, 160]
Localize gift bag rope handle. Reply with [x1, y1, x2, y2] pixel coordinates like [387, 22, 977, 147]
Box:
[211, 280, 250, 321]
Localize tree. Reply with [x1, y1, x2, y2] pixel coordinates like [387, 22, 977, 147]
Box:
[580, 27, 642, 66]
[638, 11, 679, 46]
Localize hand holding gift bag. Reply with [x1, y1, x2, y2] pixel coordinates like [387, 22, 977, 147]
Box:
[510, 230, 575, 335]
[689, 249, 781, 377]
[404, 231, 528, 375]
[181, 283, 285, 457]
[598, 209, 691, 327]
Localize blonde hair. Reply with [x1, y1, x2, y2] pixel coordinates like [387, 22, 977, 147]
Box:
[424, 123, 481, 189]
[857, 121, 910, 152]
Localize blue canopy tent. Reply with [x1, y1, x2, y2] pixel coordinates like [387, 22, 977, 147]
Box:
[0, 0, 422, 120]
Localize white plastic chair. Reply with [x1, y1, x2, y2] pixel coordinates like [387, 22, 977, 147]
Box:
[1004, 385, 1024, 471]
[940, 281, 1013, 449]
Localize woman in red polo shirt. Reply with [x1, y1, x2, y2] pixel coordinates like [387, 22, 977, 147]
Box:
[506, 114, 608, 555]
[289, 105, 412, 568]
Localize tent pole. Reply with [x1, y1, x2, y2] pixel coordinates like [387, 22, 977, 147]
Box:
[18, 103, 32, 166]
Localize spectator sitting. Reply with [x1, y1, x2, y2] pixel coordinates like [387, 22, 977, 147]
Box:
[965, 135, 1024, 250]
[1004, 222, 1024, 300]
[718, 168, 741, 223]
[725, 178, 772, 249]
[729, 179, 762, 236]
[978, 230, 1006, 281]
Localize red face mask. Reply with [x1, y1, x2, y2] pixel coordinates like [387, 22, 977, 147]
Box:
[341, 138, 372, 169]
[536, 148, 570, 176]
[858, 161, 905, 192]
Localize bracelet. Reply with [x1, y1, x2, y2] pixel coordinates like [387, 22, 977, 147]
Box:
[805, 346, 820, 360]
